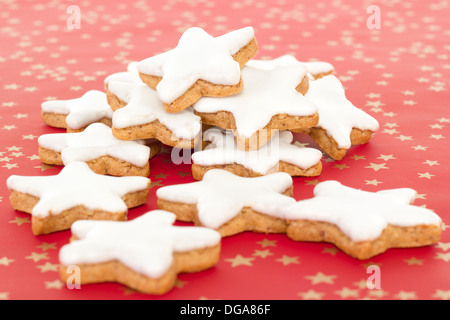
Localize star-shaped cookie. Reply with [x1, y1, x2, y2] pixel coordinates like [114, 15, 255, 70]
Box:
[108, 80, 202, 149]
[59, 210, 221, 294]
[41, 90, 113, 132]
[104, 61, 141, 88]
[38, 123, 155, 176]
[294, 75, 379, 160]
[157, 169, 296, 237]
[191, 127, 323, 179]
[246, 54, 334, 79]
[193, 64, 318, 150]
[6, 161, 150, 235]
[282, 181, 442, 259]
[137, 26, 258, 113]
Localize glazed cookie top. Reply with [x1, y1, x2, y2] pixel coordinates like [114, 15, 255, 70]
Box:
[192, 128, 323, 174]
[6, 161, 150, 218]
[305, 75, 379, 149]
[193, 65, 317, 138]
[38, 122, 151, 167]
[137, 26, 255, 104]
[157, 169, 295, 229]
[281, 180, 442, 242]
[109, 80, 202, 140]
[246, 54, 334, 78]
[41, 90, 113, 130]
[59, 210, 221, 278]
[104, 61, 142, 87]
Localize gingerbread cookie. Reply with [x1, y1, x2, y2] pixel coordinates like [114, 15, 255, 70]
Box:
[107, 79, 202, 149]
[59, 210, 221, 295]
[246, 54, 334, 80]
[294, 75, 379, 160]
[6, 161, 150, 235]
[38, 123, 160, 177]
[137, 26, 258, 113]
[41, 90, 113, 132]
[193, 64, 318, 150]
[191, 127, 322, 180]
[282, 181, 442, 259]
[157, 169, 296, 237]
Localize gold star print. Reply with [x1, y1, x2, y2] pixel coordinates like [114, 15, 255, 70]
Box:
[176, 171, 191, 177]
[27, 155, 40, 161]
[412, 145, 428, 151]
[297, 289, 325, 300]
[430, 134, 445, 140]
[377, 154, 396, 161]
[365, 179, 383, 186]
[435, 242, 450, 251]
[364, 163, 389, 171]
[434, 252, 450, 262]
[432, 290, 450, 300]
[2, 163, 18, 169]
[276, 255, 300, 266]
[9, 216, 30, 226]
[36, 262, 59, 272]
[0, 292, 10, 300]
[423, 160, 440, 166]
[350, 155, 365, 160]
[305, 272, 337, 285]
[384, 122, 398, 128]
[33, 163, 56, 171]
[305, 179, 320, 186]
[149, 180, 164, 188]
[225, 254, 255, 267]
[36, 242, 57, 251]
[257, 239, 277, 248]
[418, 172, 435, 179]
[25, 252, 49, 263]
[333, 163, 349, 170]
[322, 247, 339, 256]
[396, 135, 413, 141]
[0, 257, 14, 266]
[429, 123, 444, 129]
[394, 291, 417, 300]
[44, 280, 64, 290]
[252, 249, 273, 259]
[353, 279, 368, 290]
[367, 289, 389, 299]
[403, 257, 424, 266]
[153, 173, 169, 179]
[334, 287, 359, 299]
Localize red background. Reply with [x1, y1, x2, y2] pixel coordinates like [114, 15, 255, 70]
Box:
[0, 0, 449, 300]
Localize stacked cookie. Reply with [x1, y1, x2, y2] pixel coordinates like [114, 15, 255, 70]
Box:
[5, 26, 442, 295]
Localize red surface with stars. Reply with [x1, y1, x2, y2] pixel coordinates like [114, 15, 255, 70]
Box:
[0, 0, 449, 300]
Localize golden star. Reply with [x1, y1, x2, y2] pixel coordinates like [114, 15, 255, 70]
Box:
[253, 249, 273, 259]
[257, 238, 277, 248]
[334, 287, 359, 299]
[350, 155, 366, 160]
[403, 257, 424, 266]
[396, 135, 413, 141]
[45, 280, 64, 290]
[225, 254, 255, 267]
[305, 272, 337, 285]
[36, 262, 59, 272]
[364, 163, 389, 171]
[305, 179, 320, 186]
[177, 171, 191, 177]
[430, 134, 445, 140]
[367, 289, 389, 299]
[434, 252, 450, 262]
[0, 292, 10, 300]
[432, 290, 450, 300]
[322, 247, 339, 256]
[333, 164, 349, 170]
[297, 289, 325, 300]
[276, 255, 300, 266]
[435, 242, 450, 251]
[423, 160, 440, 166]
[0, 257, 14, 266]
[37, 242, 57, 251]
[9, 216, 31, 226]
[365, 179, 383, 186]
[377, 154, 396, 161]
[149, 180, 164, 188]
[411, 145, 428, 151]
[25, 252, 49, 263]
[153, 173, 169, 179]
[353, 279, 368, 289]
[418, 172, 435, 179]
[394, 290, 417, 300]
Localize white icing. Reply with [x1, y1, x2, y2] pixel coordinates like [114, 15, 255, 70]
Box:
[59, 210, 221, 278]
[246, 54, 334, 78]
[109, 80, 202, 140]
[193, 65, 317, 138]
[41, 90, 113, 130]
[137, 27, 255, 104]
[104, 61, 142, 86]
[157, 169, 295, 229]
[305, 75, 379, 149]
[192, 128, 322, 175]
[281, 180, 442, 242]
[6, 161, 150, 218]
[38, 123, 151, 167]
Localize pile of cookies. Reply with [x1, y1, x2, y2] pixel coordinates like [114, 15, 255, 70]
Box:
[6, 27, 442, 295]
